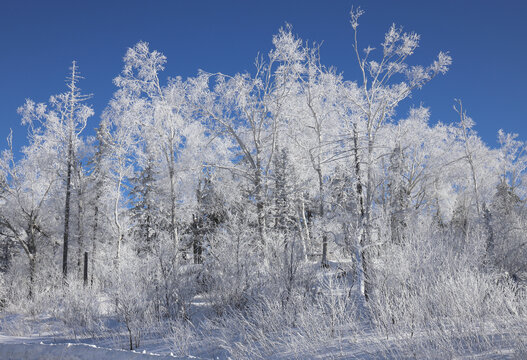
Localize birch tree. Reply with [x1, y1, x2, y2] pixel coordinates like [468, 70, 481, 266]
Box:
[346, 7, 452, 299]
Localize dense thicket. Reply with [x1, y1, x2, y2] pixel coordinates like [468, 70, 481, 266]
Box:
[1, 9, 526, 358]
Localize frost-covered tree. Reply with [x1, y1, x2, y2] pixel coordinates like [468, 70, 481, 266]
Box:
[194, 26, 309, 262]
[17, 62, 93, 280]
[0, 131, 58, 298]
[345, 7, 452, 300]
[85, 121, 114, 286]
[486, 130, 527, 277]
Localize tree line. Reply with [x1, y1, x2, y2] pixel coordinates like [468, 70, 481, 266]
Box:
[0, 9, 526, 356]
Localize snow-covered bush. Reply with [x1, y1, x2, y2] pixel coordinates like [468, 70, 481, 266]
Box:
[208, 270, 358, 359]
[111, 247, 157, 350]
[55, 279, 102, 336]
[164, 319, 199, 357]
[368, 218, 527, 358]
[201, 220, 258, 314]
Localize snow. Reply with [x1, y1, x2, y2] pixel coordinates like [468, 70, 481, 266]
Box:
[0, 331, 190, 360]
[0, 340, 178, 360]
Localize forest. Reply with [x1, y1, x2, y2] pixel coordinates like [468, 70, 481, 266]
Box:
[0, 8, 526, 359]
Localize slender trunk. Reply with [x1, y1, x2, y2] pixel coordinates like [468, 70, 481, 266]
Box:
[255, 160, 266, 249]
[365, 135, 374, 228]
[90, 202, 99, 287]
[296, 204, 308, 262]
[471, 172, 480, 215]
[83, 252, 88, 287]
[63, 62, 77, 280]
[483, 204, 494, 260]
[463, 131, 481, 217]
[127, 323, 133, 350]
[457, 102, 481, 216]
[62, 137, 73, 280]
[114, 173, 123, 272]
[353, 125, 369, 300]
[317, 166, 328, 267]
[28, 254, 36, 299]
[301, 199, 311, 257]
[353, 125, 364, 222]
[361, 134, 375, 300]
[76, 182, 84, 277]
[169, 162, 177, 248]
[168, 147, 179, 265]
[192, 214, 203, 264]
[116, 233, 123, 270]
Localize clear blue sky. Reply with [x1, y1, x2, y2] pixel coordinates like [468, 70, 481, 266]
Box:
[1, 0, 526, 151]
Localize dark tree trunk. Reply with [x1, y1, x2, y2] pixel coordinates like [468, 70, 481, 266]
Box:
[483, 203, 494, 261]
[192, 214, 203, 264]
[193, 239, 203, 264]
[254, 161, 266, 249]
[90, 203, 98, 287]
[28, 254, 36, 299]
[62, 138, 73, 280]
[83, 251, 88, 287]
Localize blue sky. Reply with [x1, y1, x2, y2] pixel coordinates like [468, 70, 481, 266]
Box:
[1, 0, 526, 151]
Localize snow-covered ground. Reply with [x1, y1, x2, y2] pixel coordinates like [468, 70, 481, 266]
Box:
[0, 336, 178, 360]
[0, 315, 185, 360]
[0, 314, 524, 359]
[1, 263, 525, 359]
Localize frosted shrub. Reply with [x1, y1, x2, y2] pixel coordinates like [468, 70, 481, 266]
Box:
[165, 319, 200, 357]
[1, 259, 29, 312]
[209, 271, 358, 359]
[56, 280, 102, 336]
[113, 251, 156, 350]
[2, 254, 63, 318]
[203, 225, 258, 314]
[370, 224, 527, 358]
